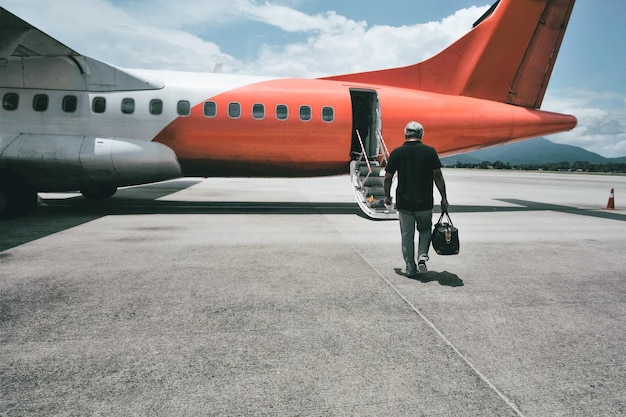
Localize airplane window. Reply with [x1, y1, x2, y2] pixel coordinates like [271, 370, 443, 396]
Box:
[228, 102, 241, 119]
[3, 93, 19, 111]
[252, 103, 265, 120]
[177, 100, 191, 116]
[121, 98, 135, 114]
[276, 104, 288, 121]
[92, 97, 106, 113]
[204, 101, 217, 118]
[62, 95, 77, 113]
[322, 106, 334, 122]
[33, 94, 49, 112]
[150, 99, 163, 115]
[299, 105, 312, 121]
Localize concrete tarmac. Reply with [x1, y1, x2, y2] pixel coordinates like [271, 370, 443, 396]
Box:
[1, 169, 625, 416]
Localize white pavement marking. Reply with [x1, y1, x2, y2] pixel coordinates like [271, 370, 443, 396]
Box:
[349, 244, 526, 417]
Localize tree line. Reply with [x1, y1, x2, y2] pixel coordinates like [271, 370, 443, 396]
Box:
[447, 160, 626, 173]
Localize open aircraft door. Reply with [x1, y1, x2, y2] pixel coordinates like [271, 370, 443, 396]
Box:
[349, 89, 397, 220]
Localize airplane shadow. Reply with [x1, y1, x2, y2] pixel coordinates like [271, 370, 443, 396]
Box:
[2, 181, 623, 253]
[0, 181, 362, 252]
[394, 268, 464, 287]
[0, 180, 204, 252]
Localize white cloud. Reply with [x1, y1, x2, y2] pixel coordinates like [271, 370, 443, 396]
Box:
[242, 2, 343, 33]
[235, 5, 489, 77]
[543, 89, 626, 158]
[2, 0, 487, 75]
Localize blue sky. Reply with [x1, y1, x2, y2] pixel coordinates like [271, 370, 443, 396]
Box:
[2, 0, 625, 157]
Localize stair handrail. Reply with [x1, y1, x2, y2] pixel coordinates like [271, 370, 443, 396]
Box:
[376, 129, 390, 166]
[355, 129, 374, 187]
[356, 129, 372, 175]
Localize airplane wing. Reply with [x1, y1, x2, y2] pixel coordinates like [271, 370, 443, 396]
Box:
[0, 7, 163, 91]
[0, 7, 78, 60]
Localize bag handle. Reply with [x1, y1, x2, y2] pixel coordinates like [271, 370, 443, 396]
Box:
[436, 209, 454, 226]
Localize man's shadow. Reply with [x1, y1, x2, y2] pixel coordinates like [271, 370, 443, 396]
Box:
[394, 268, 464, 287]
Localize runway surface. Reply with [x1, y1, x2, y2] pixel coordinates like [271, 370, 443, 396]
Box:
[1, 169, 625, 416]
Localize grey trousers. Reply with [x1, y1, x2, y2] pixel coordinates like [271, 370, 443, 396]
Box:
[398, 209, 432, 274]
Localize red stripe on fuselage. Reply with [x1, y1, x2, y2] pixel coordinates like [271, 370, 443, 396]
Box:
[153, 78, 353, 177]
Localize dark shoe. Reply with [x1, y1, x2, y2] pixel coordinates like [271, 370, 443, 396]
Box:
[418, 260, 427, 273]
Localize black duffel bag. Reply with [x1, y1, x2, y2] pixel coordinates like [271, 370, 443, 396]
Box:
[431, 210, 459, 255]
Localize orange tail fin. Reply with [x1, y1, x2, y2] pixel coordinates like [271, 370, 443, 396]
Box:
[324, 0, 576, 109]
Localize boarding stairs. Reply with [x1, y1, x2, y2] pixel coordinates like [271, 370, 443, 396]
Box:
[349, 130, 398, 220]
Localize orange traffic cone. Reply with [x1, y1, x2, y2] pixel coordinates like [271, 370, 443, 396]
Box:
[604, 188, 616, 210]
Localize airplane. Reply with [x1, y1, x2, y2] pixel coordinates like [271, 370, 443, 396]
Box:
[0, 0, 577, 220]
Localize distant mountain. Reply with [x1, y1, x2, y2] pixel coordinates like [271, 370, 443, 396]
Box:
[440, 138, 622, 166]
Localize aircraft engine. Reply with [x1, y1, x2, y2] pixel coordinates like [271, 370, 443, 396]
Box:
[0, 134, 182, 218]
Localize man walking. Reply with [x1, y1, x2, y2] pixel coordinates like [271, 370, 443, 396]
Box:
[384, 121, 449, 276]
